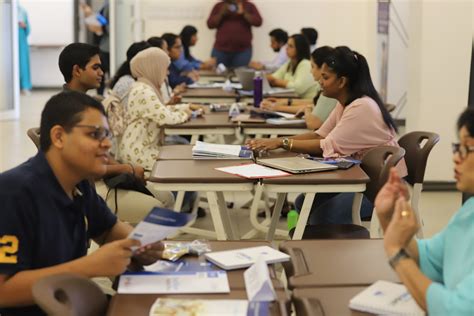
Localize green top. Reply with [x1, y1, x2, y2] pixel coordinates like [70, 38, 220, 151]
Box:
[312, 81, 338, 122]
[272, 59, 317, 99]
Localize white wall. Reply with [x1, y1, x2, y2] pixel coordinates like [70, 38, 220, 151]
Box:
[141, 0, 378, 82]
[407, 0, 472, 182]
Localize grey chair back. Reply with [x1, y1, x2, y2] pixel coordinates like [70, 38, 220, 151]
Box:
[27, 127, 40, 150]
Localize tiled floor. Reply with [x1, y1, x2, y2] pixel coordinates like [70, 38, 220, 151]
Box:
[0, 89, 461, 241]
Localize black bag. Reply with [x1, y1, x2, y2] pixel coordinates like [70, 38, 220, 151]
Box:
[103, 173, 153, 214]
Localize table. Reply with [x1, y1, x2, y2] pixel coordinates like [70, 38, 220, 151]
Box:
[149, 160, 256, 240]
[240, 120, 308, 138]
[245, 166, 370, 240]
[278, 239, 398, 289]
[107, 241, 290, 316]
[182, 87, 297, 104]
[292, 287, 371, 316]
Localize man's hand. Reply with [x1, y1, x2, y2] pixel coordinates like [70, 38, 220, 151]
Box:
[249, 61, 264, 70]
[383, 197, 419, 257]
[84, 239, 140, 277]
[246, 138, 282, 151]
[132, 241, 165, 266]
[374, 168, 409, 231]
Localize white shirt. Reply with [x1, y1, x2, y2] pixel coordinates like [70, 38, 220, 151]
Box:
[263, 44, 288, 73]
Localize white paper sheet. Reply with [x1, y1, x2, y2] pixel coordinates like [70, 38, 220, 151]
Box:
[215, 163, 290, 179]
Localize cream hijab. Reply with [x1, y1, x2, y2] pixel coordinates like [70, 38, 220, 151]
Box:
[130, 47, 170, 103]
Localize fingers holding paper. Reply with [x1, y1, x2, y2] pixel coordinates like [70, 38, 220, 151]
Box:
[133, 241, 165, 266]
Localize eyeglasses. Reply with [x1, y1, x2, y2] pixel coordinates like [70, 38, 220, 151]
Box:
[452, 143, 474, 160]
[74, 124, 112, 143]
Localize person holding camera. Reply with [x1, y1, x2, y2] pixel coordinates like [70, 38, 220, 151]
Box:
[207, 0, 262, 68]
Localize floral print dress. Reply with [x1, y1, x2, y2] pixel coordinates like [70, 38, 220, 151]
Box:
[117, 82, 189, 170]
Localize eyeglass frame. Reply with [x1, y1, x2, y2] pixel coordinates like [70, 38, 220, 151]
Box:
[451, 142, 474, 160]
[73, 124, 112, 143]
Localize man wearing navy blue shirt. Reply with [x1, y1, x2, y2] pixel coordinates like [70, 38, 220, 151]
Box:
[0, 92, 163, 315]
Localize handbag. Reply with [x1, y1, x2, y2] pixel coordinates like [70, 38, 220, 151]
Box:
[103, 173, 153, 214]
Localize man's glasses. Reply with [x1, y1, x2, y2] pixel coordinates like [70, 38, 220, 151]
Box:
[452, 143, 474, 160]
[74, 125, 111, 143]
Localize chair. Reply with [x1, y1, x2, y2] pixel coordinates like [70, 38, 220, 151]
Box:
[398, 131, 440, 238]
[290, 146, 405, 239]
[32, 274, 108, 316]
[27, 127, 40, 150]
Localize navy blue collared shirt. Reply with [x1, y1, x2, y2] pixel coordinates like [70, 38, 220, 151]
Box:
[0, 152, 117, 316]
[168, 62, 194, 89]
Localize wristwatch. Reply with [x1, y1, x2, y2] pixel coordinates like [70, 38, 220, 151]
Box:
[287, 98, 293, 106]
[388, 248, 411, 269]
[282, 138, 290, 150]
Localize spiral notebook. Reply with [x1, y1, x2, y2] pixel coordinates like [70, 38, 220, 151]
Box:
[349, 280, 425, 315]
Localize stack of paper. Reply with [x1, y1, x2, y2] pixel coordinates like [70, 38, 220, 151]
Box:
[349, 280, 425, 315]
[205, 246, 290, 270]
[149, 299, 269, 316]
[192, 141, 253, 159]
[215, 163, 290, 179]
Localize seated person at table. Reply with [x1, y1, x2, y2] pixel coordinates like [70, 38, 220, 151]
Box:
[249, 28, 288, 72]
[161, 33, 199, 89]
[59, 43, 175, 215]
[177, 25, 216, 71]
[374, 108, 474, 315]
[109, 41, 151, 107]
[266, 34, 317, 99]
[261, 46, 337, 130]
[301, 27, 318, 53]
[117, 47, 203, 170]
[247, 46, 407, 225]
[148, 36, 186, 105]
[0, 92, 163, 315]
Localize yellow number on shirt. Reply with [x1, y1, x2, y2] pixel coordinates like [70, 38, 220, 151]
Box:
[0, 235, 19, 264]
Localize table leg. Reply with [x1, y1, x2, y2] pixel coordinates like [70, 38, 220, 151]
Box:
[216, 191, 237, 240]
[206, 191, 230, 240]
[292, 192, 316, 240]
[265, 193, 286, 241]
[190, 135, 199, 145]
[174, 191, 185, 212]
[351, 192, 363, 225]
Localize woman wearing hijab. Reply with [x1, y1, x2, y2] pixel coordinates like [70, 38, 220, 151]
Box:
[117, 47, 199, 170]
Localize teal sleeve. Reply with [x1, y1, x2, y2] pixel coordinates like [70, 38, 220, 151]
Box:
[426, 273, 474, 316]
[312, 96, 338, 122]
[417, 231, 446, 283]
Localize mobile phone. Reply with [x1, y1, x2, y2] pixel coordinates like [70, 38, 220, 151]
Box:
[228, 3, 237, 12]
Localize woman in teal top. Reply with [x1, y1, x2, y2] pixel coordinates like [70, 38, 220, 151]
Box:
[261, 46, 337, 130]
[266, 34, 317, 100]
[375, 108, 474, 315]
[18, 4, 32, 93]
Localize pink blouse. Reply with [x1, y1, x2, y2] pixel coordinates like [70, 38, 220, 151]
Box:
[317, 96, 407, 176]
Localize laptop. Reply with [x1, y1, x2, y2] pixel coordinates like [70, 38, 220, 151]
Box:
[235, 68, 294, 95]
[257, 156, 338, 174]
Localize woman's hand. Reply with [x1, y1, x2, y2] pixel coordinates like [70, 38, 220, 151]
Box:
[383, 197, 420, 256]
[173, 83, 187, 94]
[189, 104, 205, 112]
[246, 138, 282, 151]
[374, 168, 410, 231]
[266, 74, 277, 85]
[260, 99, 276, 111]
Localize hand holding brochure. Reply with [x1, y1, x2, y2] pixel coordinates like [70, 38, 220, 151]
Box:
[128, 207, 195, 250]
[349, 280, 425, 315]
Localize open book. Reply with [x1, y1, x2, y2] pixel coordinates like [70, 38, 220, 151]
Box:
[192, 141, 253, 159]
[349, 280, 425, 315]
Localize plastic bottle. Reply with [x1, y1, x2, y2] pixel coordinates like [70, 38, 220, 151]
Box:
[253, 71, 263, 108]
[228, 102, 240, 119]
[287, 210, 299, 231]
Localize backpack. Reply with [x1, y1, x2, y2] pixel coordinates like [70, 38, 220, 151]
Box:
[102, 92, 126, 138]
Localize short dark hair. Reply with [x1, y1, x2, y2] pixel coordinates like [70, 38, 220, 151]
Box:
[58, 43, 101, 83]
[161, 33, 179, 50]
[40, 91, 106, 151]
[301, 27, 318, 46]
[269, 28, 288, 44]
[147, 36, 165, 49]
[457, 108, 474, 136]
[311, 46, 334, 67]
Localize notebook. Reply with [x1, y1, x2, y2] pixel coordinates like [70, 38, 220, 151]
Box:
[349, 280, 425, 315]
[205, 246, 290, 270]
[192, 141, 253, 159]
[235, 69, 294, 95]
[257, 156, 338, 174]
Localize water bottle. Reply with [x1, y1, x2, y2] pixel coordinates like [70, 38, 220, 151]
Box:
[287, 210, 299, 231]
[253, 71, 263, 108]
[228, 102, 240, 119]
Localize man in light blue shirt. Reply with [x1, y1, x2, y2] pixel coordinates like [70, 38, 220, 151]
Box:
[374, 108, 474, 315]
[249, 28, 288, 72]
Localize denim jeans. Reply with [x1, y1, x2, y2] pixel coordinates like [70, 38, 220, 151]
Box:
[211, 47, 252, 68]
[294, 192, 374, 225]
